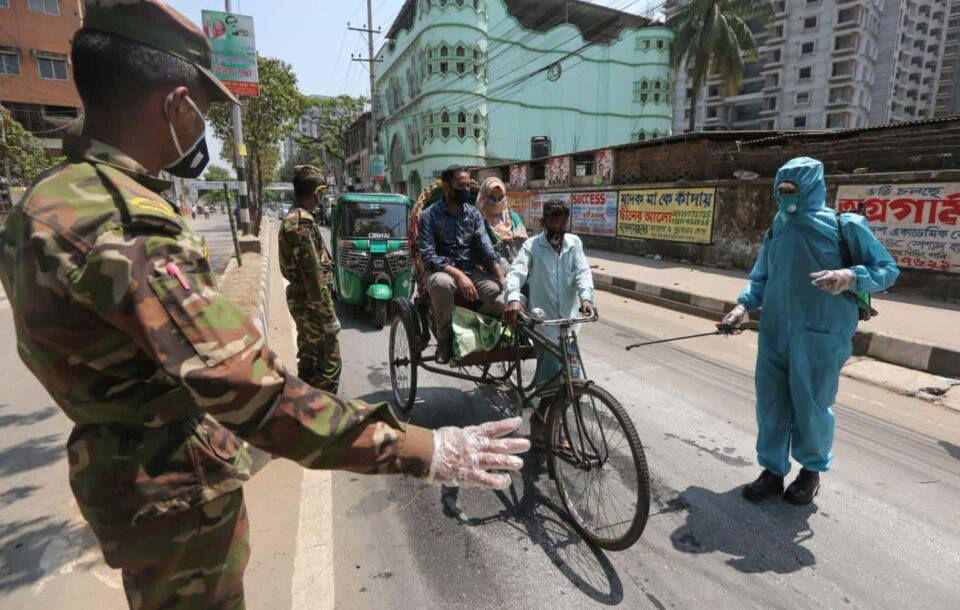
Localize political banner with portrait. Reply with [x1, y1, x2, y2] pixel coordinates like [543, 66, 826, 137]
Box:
[202, 10, 260, 97]
[594, 149, 614, 184]
[571, 191, 617, 237]
[617, 187, 717, 244]
[835, 183, 960, 273]
[509, 164, 527, 190]
[546, 157, 570, 188]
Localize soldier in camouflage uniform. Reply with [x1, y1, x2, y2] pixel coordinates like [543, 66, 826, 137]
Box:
[279, 166, 341, 393]
[0, 2, 528, 609]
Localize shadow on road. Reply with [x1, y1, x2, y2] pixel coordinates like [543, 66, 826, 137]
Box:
[335, 300, 384, 335]
[668, 485, 818, 574]
[0, 485, 41, 508]
[0, 434, 63, 477]
[938, 441, 960, 462]
[0, 516, 100, 593]
[354, 384, 625, 606]
[0, 404, 59, 428]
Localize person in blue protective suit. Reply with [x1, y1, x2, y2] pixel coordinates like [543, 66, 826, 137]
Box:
[722, 157, 899, 505]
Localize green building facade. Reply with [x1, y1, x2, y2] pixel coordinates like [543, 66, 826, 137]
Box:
[374, 0, 675, 194]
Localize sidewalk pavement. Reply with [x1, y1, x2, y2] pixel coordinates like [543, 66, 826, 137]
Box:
[587, 248, 960, 379]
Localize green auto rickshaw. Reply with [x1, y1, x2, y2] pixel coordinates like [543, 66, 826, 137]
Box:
[331, 193, 415, 329]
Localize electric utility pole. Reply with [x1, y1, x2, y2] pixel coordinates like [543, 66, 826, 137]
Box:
[349, 0, 382, 191]
[225, 0, 250, 235]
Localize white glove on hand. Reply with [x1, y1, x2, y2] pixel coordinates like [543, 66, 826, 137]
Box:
[427, 417, 530, 489]
[721, 304, 750, 329]
[810, 269, 856, 295]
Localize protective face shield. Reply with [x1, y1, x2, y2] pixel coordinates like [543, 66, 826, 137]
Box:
[164, 94, 210, 179]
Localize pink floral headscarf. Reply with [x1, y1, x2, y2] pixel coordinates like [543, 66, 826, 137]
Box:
[477, 177, 527, 241]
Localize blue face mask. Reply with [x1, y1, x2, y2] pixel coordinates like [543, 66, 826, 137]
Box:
[777, 193, 801, 215]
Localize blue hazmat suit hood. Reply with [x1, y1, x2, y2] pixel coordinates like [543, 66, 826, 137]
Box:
[774, 157, 826, 216]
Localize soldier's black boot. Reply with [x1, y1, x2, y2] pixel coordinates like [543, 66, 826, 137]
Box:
[742, 469, 785, 502]
[783, 469, 820, 505]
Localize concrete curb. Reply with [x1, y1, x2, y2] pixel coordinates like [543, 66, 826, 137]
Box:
[253, 221, 272, 340]
[593, 271, 960, 379]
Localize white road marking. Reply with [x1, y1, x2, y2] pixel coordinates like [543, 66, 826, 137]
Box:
[284, 281, 335, 610]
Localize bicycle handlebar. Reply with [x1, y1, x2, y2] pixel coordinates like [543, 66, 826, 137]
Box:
[519, 308, 599, 327]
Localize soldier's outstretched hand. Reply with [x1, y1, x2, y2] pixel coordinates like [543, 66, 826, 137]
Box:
[427, 417, 530, 489]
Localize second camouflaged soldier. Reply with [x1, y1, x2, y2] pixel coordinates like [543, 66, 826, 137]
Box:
[279, 166, 342, 392]
[0, 2, 528, 608]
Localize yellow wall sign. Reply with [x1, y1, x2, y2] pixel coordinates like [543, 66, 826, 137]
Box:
[616, 187, 717, 244]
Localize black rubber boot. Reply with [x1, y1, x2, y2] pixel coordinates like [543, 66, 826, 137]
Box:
[783, 469, 820, 505]
[742, 469, 785, 502]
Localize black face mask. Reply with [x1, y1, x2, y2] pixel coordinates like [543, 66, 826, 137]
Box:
[164, 95, 210, 179]
[458, 187, 471, 205]
[546, 227, 565, 248]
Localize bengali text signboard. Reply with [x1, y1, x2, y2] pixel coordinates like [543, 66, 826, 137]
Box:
[835, 183, 960, 273]
[203, 10, 260, 97]
[571, 191, 617, 237]
[617, 187, 717, 244]
[507, 191, 534, 229]
[531, 192, 571, 229]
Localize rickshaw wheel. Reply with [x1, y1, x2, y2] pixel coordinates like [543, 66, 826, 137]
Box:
[374, 300, 389, 330]
[389, 298, 419, 413]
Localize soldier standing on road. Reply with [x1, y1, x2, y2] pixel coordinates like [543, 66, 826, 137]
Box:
[279, 166, 342, 393]
[0, 2, 528, 609]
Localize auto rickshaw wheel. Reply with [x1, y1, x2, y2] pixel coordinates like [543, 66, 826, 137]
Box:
[389, 298, 419, 413]
[374, 299, 389, 330]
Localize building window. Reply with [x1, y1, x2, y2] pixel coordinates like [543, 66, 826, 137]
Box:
[0, 0, 9, 7]
[642, 40, 650, 50]
[795, 91, 810, 106]
[439, 62, 448, 73]
[640, 93, 649, 103]
[654, 93, 661, 102]
[441, 111, 449, 123]
[798, 66, 812, 81]
[440, 45, 448, 57]
[473, 113, 480, 124]
[456, 62, 465, 74]
[803, 16, 817, 30]
[708, 84, 720, 97]
[442, 127, 450, 138]
[654, 80, 661, 89]
[456, 45, 465, 57]
[800, 41, 815, 55]
[473, 64, 481, 77]
[0, 52, 20, 75]
[794, 115, 807, 129]
[771, 49, 782, 63]
[657, 40, 664, 50]
[28, 0, 59, 14]
[428, 64, 434, 75]
[38, 57, 68, 80]
[458, 126, 466, 138]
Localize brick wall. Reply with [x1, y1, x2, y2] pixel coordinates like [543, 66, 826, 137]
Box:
[0, 0, 82, 108]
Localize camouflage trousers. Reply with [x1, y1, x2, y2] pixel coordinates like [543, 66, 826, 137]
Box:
[96, 489, 249, 610]
[287, 291, 342, 393]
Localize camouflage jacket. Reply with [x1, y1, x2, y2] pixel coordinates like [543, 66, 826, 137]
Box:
[0, 136, 432, 531]
[278, 207, 332, 301]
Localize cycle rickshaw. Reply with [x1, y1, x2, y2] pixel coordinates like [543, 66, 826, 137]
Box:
[388, 182, 651, 551]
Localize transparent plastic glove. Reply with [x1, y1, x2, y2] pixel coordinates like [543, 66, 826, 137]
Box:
[427, 417, 530, 489]
[721, 304, 750, 330]
[810, 269, 856, 295]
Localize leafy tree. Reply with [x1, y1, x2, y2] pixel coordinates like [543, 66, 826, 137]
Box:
[208, 55, 302, 234]
[291, 95, 367, 190]
[200, 165, 235, 207]
[668, 0, 774, 133]
[0, 106, 64, 190]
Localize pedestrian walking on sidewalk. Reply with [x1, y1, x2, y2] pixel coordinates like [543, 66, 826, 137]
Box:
[279, 165, 342, 393]
[0, 3, 528, 609]
[722, 157, 899, 505]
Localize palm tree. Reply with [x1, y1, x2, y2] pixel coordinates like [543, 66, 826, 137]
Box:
[668, 0, 775, 133]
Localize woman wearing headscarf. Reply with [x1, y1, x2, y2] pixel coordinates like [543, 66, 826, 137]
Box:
[477, 177, 528, 265]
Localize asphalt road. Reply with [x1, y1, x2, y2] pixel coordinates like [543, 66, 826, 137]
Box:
[327, 291, 960, 609]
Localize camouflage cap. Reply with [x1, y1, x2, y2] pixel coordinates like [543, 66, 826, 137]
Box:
[294, 165, 327, 190]
[82, 0, 240, 105]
